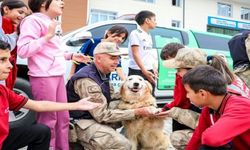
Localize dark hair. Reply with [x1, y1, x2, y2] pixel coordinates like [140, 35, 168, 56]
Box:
[1, 0, 27, 15]
[104, 25, 129, 44]
[183, 65, 227, 95]
[135, 10, 155, 25]
[160, 43, 184, 60]
[28, 0, 52, 13]
[0, 40, 11, 51]
[207, 55, 235, 84]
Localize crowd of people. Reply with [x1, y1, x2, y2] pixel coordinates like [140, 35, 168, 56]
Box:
[1, 0, 250, 150]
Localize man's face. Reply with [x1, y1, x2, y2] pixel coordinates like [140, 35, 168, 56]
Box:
[0, 50, 12, 80]
[184, 84, 205, 107]
[96, 53, 120, 74]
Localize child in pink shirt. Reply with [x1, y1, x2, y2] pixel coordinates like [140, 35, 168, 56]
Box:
[17, 0, 89, 149]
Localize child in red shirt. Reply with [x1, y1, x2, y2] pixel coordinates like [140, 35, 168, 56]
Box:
[183, 65, 250, 150]
[186, 56, 250, 150]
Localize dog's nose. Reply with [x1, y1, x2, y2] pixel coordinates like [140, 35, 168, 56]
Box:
[133, 82, 139, 87]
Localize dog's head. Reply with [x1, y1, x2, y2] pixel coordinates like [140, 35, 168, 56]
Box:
[120, 75, 153, 102]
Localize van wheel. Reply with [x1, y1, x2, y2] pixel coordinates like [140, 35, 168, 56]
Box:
[9, 78, 36, 128]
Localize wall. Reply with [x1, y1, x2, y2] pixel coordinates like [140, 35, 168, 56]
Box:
[21, 0, 250, 32]
[62, 0, 88, 33]
[22, 0, 88, 33]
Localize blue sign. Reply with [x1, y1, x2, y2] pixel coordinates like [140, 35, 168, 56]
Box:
[208, 16, 250, 30]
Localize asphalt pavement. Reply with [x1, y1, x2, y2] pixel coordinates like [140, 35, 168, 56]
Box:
[19, 118, 175, 150]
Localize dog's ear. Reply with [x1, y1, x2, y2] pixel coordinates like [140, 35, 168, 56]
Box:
[119, 80, 125, 95]
[145, 80, 153, 93]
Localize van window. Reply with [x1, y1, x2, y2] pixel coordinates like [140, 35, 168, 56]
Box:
[151, 27, 184, 90]
[150, 27, 184, 49]
[89, 24, 137, 47]
[192, 32, 230, 51]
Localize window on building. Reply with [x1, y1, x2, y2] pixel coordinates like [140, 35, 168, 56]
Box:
[136, 0, 155, 3]
[89, 10, 117, 24]
[171, 20, 181, 28]
[172, 0, 181, 7]
[241, 7, 250, 20]
[217, 3, 232, 17]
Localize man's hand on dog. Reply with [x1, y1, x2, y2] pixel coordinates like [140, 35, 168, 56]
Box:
[135, 106, 166, 117]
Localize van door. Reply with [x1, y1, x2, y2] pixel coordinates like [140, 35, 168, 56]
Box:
[150, 27, 185, 100]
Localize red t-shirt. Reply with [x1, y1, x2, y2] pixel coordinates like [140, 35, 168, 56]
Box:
[2, 16, 18, 90]
[0, 85, 27, 149]
[163, 74, 191, 110]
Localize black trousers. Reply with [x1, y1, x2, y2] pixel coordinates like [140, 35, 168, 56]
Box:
[128, 68, 155, 96]
[199, 145, 232, 150]
[2, 123, 51, 150]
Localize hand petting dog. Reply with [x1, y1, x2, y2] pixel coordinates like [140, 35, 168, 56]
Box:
[134, 106, 161, 117]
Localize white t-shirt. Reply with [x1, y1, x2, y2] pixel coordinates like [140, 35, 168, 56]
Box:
[128, 27, 155, 70]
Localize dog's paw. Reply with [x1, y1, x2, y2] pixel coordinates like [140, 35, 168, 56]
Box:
[149, 107, 162, 114]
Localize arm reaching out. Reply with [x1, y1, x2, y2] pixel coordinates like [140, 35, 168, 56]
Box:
[23, 97, 101, 112]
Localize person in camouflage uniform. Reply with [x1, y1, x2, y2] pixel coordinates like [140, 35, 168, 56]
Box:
[228, 31, 250, 88]
[162, 47, 207, 149]
[66, 42, 157, 150]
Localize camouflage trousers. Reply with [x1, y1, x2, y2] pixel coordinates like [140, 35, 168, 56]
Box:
[170, 129, 193, 150]
[168, 107, 200, 129]
[167, 107, 200, 150]
[235, 67, 250, 89]
[75, 120, 131, 150]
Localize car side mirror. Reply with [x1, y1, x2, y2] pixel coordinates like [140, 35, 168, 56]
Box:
[66, 31, 93, 46]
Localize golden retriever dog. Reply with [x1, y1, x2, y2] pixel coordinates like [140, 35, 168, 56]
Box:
[118, 75, 169, 150]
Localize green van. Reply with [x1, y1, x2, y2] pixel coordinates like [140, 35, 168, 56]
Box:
[155, 29, 232, 103]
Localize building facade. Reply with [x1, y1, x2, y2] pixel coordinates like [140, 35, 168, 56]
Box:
[22, 0, 88, 33]
[22, 0, 250, 35]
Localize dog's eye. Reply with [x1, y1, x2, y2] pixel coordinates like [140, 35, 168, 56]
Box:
[139, 78, 143, 81]
[129, 78, 132, 81]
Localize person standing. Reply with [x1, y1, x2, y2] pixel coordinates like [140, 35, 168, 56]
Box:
[128, 10, 157, 93]
[17, 0, 90, 149]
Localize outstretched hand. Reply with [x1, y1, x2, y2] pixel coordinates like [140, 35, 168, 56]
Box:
[135, 106, 161, 117]
[77, 97, 102, 110]
[72, 53, 92, 64]
[154, 109, 169, 118]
